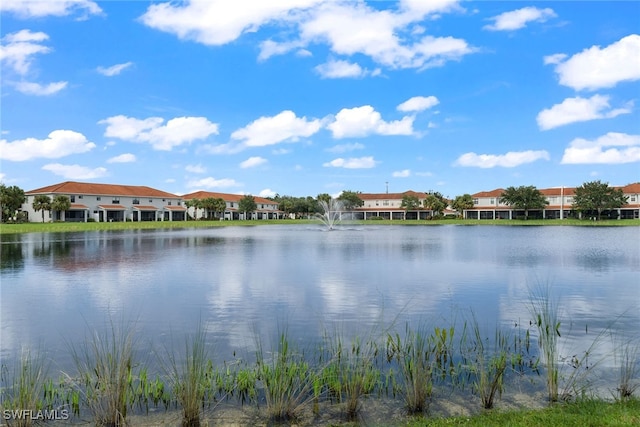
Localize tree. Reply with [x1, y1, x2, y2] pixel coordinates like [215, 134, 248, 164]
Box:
[0, 184, 26, 222]
[400, 195, 420, 211]
[499, 185, 548, 220]
[199, 197, 217, 219]
[573, 180, 628, 220]
[317, 193, 332, 205]
[238, 195, 257, 219]
[423, 194, 446, 216]
[32, 195, 52, 223]
[50, 195, 71, 221]
[451, 194, 474, 218]
[212, 198, 227, 219]
[337, 190, 364, 211]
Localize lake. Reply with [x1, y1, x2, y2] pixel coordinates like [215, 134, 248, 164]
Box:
[1, 224, 638, 403]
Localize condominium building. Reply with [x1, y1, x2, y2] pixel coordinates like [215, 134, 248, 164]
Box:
[22, 181, 186, 222]
[182, 191, 281, 220]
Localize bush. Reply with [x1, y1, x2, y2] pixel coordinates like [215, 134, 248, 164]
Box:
[367, 216, 384, 221]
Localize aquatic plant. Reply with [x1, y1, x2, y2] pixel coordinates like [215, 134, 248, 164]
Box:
[162, 323, 214, 427]
[255, 331, 315, 421]
[67, 318, 137, 426]
[611, 334, 640, 400]
[0, 349, 52, 427]
[460, 314, 509, 409]
[322, 333, 380, 420]
[527, 286, 561, 402]
[386, 323, 434, 414]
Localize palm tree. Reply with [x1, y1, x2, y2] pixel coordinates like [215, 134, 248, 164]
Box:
[32, 195, 52, 223]
[50, 195, 71, 221]
[184, 199, 202, 220]
[212, 198, 227, 220]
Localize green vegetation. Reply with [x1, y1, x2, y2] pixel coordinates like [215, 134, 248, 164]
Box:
[499, 185, 549, 220]
[0, 184, 26, 223]
[573, 180, 628, 220]
[0, 349, 51, 427]
[1, 217, 638, 235]
[400, 398, 640, 427]
[66, 319, 138, 426]
[238, 195, 257, 219]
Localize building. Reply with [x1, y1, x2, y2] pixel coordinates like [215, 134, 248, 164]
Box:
[464, 183, 640, 220]
[182, 191, 280, 220]
[22, 181, 186, 222]
[352, 190, 434, 220]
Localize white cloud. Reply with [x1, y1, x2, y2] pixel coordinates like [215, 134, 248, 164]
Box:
[392, 169, 411, 177]
[140, 0, 322, 46]
[0, 29, 51, 75]
[397, 95, 439, 112]
[185, 164, 206, 173]
[543, 53, 566, 65]
[141, 1, 473, 71]
[415, 171, 433, 177]
[97, 62, 133, 76]
[240, 156, 268, 168]
[0, 0, 102, 18]
[483, 7, 556, 31]
[561, 132, 640, 164]
[0, 130, 95, 161]
[455, 150, 550, 168]
[231, 110, 321, 148]
[99, 115, 219, 151]
[537, 95, 632, 130]
[323, 156, 377, 169]
[314, 59, 379, 79]
[107, 153, 136, 164]
[186, 177, 242, 189]
[548, 34, 640, 91]
[259, 188, 277, 198]
[328, 105, 414, 138]
[326, 142, 365, 153]
[13, 81, 67, 95]
[42, 163, 107, 180]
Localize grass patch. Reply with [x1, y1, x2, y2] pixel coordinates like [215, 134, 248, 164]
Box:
[398, 397, 640, 427]
[1, 218, 638, 235]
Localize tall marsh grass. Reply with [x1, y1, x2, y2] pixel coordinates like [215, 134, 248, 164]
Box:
[611, 334, 639, 400]
[162, 323, 213, 427]
[0, 349, 51, 427]
[67, 319, 137, 426]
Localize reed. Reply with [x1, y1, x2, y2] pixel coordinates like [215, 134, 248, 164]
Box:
[255, 331, 315, 421]
[527, 285, 561, 402]
[461, 314, 509, 409]
[611, 334, 639, 400]
[0, 349, 51, 427]
[322, 333, 380, 420]
[162, 323, 213, 427]
[67, 318, 137, 426]
[386, 323, 434, 414]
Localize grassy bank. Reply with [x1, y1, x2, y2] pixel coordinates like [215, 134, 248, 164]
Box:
[1, 218, 639, 235]
[400, 398, 640, 427]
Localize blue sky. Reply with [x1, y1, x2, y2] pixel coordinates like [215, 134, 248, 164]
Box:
[1, 0, 639, 199]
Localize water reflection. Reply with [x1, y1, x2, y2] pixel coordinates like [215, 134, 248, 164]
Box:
[1, 225, 638, 386]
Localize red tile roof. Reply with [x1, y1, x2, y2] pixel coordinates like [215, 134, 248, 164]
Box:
[164, 206, 186, 211]
[471, 188, 505, 198]
[358, 190, 428, 200]
[182, 191, 275, 205]
[70, 204, 89, 209]
[26, 181, 180, 198]
[97, 204, 127, 210]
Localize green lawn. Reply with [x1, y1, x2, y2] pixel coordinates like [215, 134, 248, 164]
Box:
[395, 398, 640, 427]
[1, 218, 639, 235]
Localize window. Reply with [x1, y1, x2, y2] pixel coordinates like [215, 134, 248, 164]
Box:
[473, 198, 479, 205]
[112, 198, 120, 204]
[631, 196, 637, 202]
[383, 200, 389, 206]
[490, 198, 495, 205]
[96, 196, 101, 201]
[70, 195, 75, 202]
[78, 195, 83, 199]
[230, 202, 234, 208]
[132, 198, 140, 205]
[566, 197, 573, 203]
[162, 199, 166, 202]
[168, 201, 172, 206]
[149, 199, 153, 203]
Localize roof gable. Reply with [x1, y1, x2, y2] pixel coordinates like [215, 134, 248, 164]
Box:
[26, 181, 180, 198]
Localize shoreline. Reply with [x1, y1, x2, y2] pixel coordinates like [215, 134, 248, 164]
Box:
[2, 218, 639, 235]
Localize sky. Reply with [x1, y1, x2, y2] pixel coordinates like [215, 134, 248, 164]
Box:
[1, 0, 639, 199]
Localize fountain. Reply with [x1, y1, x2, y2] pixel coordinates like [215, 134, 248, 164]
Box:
[315, 198, 344, 230]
